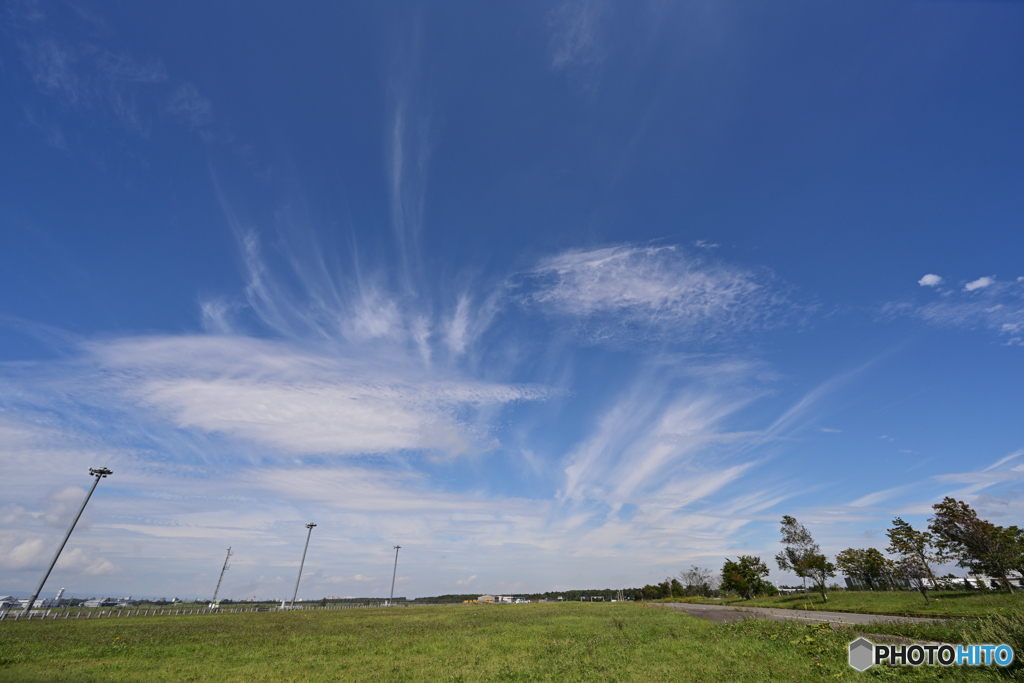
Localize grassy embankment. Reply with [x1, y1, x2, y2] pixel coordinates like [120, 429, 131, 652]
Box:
[665, 590, 1023, 618]
[1, 601, 1004, 682]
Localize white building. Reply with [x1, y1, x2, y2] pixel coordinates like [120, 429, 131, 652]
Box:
[83, 598, 116, 607]
[967, 571, 1023, 590]
[16, 587, 66, 610]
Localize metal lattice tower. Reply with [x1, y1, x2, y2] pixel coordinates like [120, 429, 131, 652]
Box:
[211, 547, 232, 606]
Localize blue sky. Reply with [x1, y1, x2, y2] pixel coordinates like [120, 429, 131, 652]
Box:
[2, 0, 1023, 601]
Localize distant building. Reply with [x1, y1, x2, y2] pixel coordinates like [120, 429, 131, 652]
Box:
[83, 598, 116, 607]
[967, 571, 1023, 590]
[477, 594, 496, 603]
[17, 598, 58, 609]
[9, 587, 65, 610]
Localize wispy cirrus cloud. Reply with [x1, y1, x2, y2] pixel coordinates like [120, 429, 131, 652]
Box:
[549, 0, 607, 83]
[886, 274, 1024, 345]
[18, 35, 169, 135]
[521, 245, 798, 344]
[548, 354, 816, 562]
[215, 193, 503, 364]
[87, 335, 548, 458]
[10, 7, 215, 143]
[839, 448, 1024, 532]
[560, 378, 760, 505]
[165, 83, 213, 129]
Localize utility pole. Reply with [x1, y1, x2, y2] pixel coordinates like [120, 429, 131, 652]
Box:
[210, 547, 232, 608]
[290, 523, 316, 608]
[23, 467, 112, 614]
[388, 545, 401, 606]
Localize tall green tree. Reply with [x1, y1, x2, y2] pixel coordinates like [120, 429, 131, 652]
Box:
[679, 565, 717, 597]
[929, 497, 1016, 592]
[721, 556, 771, 600]
[886, 518, 938, 581]
[835, 548, 887, 590]
[804, 553, 836, 601]
[1003, 526, 1024, 582]
[886, 517, 940, 604]
[879, 557, 902, 591]
[775, 515, 835, 601]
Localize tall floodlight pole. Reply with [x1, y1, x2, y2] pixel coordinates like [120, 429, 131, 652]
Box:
[290, 523, 316, 608]
[388, 545, 401, 606]
[210, 547, 232, 607]
[23, 467, 112, 614]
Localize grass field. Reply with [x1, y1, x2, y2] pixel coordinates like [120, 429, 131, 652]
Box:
[666, 590, 1024, 618]
[0, 602, 1010, 682]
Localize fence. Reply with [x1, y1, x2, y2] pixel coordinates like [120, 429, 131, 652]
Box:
[0, 602, 384, 622]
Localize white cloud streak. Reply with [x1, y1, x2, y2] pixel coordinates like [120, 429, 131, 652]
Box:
[87, 335, 548, 457]
[887, 275, 1024, 345]
[165, 83, 213, 128]
[523, 245, 796, 344]
[549, 0, 606, 74]
[9, 6, 229, 148]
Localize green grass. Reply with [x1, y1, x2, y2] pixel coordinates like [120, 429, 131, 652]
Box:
[0, 603, 1004, 682]
[665, 590, 1024, 618]
[855, 618, 978, 645]
[859, 608, 1024, 673]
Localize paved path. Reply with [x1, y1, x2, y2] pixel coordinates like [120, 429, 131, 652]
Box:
[656, 602, 941, 626]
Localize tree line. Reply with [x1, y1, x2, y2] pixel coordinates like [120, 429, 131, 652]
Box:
[712, 497, 1022, 604]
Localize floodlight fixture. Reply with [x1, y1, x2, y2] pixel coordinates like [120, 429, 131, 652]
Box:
[22, 467, 112, 614]
[290, 523, 316, 608]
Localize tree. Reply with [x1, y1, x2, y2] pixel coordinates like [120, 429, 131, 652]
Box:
[886, 517, 940, 604]
[775, 515, 835, 602]
[835, 548, 888, 591]
[640, 584, 664, 600]
[1003, 526, 1024, 583]
[886, 518, 938, 581]
[929, 498, 1016, 592]
[679, 565, 717, 597]
[879, 557, 902, 591]
[895, 557, 933, 604]
[721, 556, 771, 600]
[804, 553, 836, 601]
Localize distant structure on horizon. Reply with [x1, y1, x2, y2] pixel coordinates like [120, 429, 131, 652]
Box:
[12, 587, 65, 610]
[83, 598, 117, 607]
[475, 594, 528, 604]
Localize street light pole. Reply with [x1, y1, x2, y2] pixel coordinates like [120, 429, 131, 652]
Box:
[210, 547, 232, 607]
[23, 467, 112, 614]
[290, 523, 316, 608]
[388, 545, 401, 606]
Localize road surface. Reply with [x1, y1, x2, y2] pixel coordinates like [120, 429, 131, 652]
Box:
[656, 602, 941, 626]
